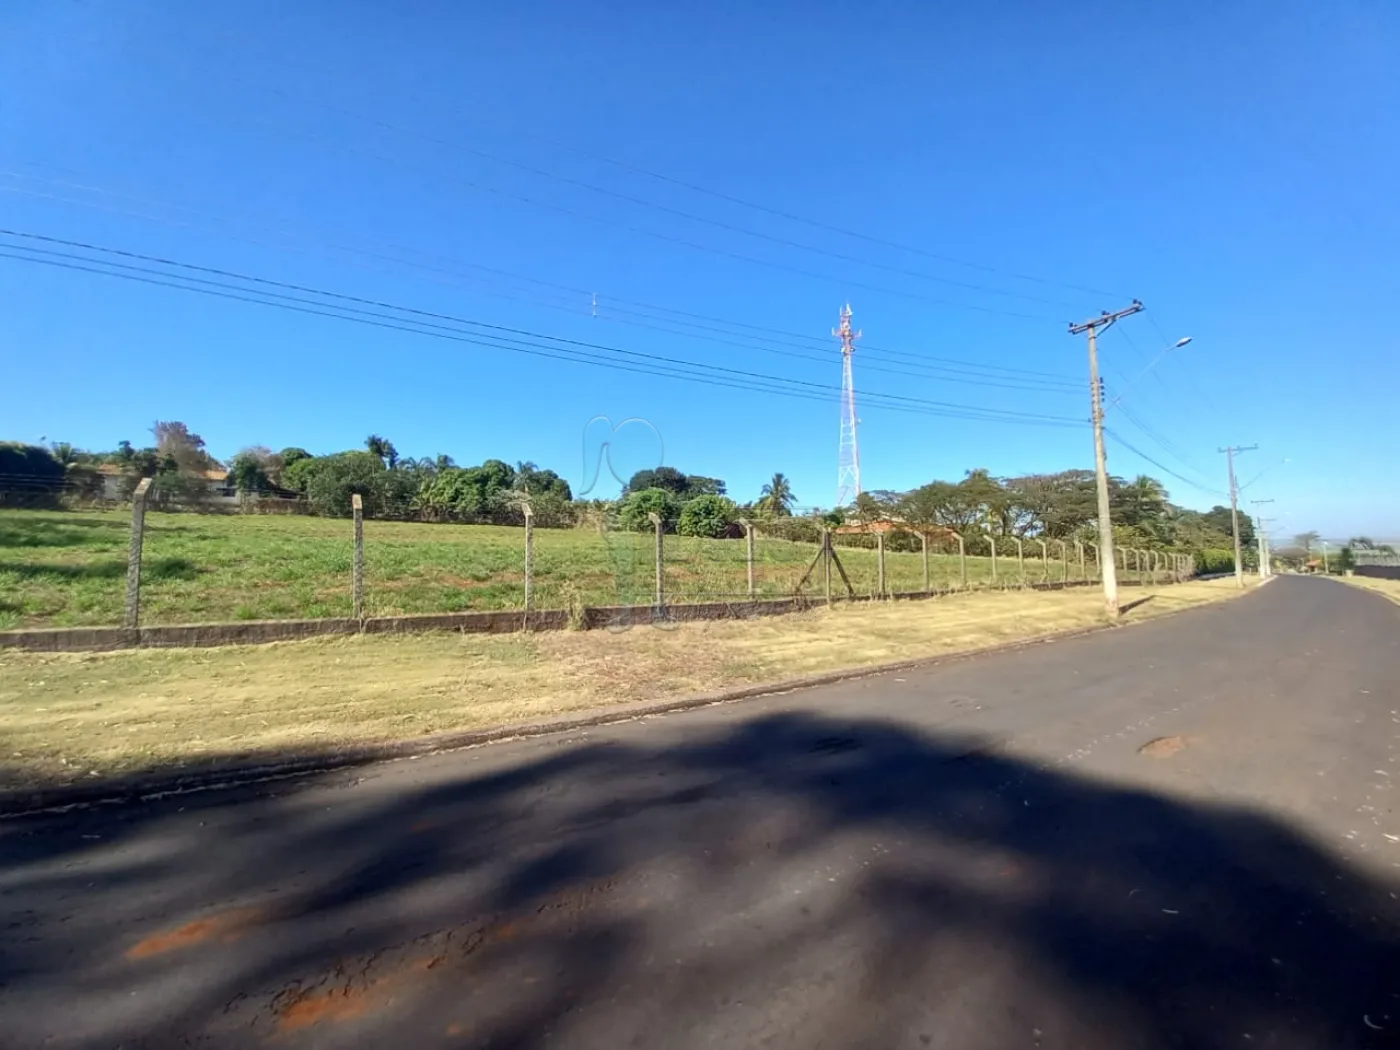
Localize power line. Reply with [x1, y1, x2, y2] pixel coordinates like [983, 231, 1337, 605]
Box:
[1113, 401, 1217, 487]
[0, 234, 1086, 429]
[255, 82, 1125, 302]
[1104, 428, 1228, 499]
[281, 93, 1077, 310]
[215, 111, 1068, 322]
[0, 170, 1083, 385]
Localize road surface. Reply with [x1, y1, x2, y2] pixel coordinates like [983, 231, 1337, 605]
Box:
[2, 576, 1399, 1049]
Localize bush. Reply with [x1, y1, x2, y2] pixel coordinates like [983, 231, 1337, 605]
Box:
[677, 495, 738, 538]
[1193, 548, 1236, 574]
[0, 443, 65, 507]
[618, 487, 682, 531]
[302, 452, 389, 517]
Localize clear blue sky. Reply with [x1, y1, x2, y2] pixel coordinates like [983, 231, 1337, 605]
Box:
[2, 1, 1396, 537]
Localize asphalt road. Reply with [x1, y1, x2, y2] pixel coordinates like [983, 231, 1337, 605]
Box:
[3, 576, 1400, 1049]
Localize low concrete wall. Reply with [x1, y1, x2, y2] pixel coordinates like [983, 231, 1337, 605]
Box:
[0, 576, 1167, 654]
[1355, 565, 1400, 581]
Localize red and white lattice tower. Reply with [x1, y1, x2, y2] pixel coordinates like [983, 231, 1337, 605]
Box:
[834, 303, 862, 508]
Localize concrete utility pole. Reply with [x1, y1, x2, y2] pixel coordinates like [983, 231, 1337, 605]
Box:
[1250, 499, 1274, 579]
[1219, 444, 1258, 588]
[1254, 498, 1276, 579]
[1069, 301, 1144, 618]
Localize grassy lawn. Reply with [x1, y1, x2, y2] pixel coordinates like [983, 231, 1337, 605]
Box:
[0, 577, 1250, 790]
[0, 509, 1128, 629]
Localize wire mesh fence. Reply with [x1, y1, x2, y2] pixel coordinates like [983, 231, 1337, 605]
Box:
[0, 495, 1191, 632]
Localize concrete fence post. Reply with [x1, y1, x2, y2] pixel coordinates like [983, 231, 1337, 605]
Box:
[743, 520, 756, 597]
[124, 477, 152, 630]
[876, 531, 887, 598]
[648, 512, 665, 616]
[986, 534, 998, 585]
[522, 499, 535, 617]
[921, 531, 930, 594]
[1087, 542, 1099, 582]
[1061, 539, 1070, 583]
[1036, 538, 1049, 583]
[1076, 540, 1085, 581]
[351, 493, 365, 621]
[1013, 537, 1025, 587]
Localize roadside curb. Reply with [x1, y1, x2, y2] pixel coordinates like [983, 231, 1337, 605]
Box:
[0, 581, 1263, 819]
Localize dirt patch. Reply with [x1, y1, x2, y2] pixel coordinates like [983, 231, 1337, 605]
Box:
[1138, 735, 1187, 758]
[125, 906, 263, 959]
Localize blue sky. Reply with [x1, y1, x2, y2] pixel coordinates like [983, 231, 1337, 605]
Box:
[2, 1, 1396, 537]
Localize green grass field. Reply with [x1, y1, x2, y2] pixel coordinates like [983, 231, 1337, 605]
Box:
[0, 509, 1124, 629]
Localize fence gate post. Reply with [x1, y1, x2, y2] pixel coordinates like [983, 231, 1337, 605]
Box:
[921, 531, 930, 594]
[522, 499, 535, 619]
[351, 493, 365, 621]
[743, 520, 756, 597]
[1014, 537, 1025, 587]
[822, 528, 833, 606]
[648, 512, 665, 617]
[124, 477, 152, 630]
[957, 533, 968, 589]
[877, 531, 887, 598]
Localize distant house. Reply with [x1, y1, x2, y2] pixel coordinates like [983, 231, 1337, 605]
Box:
[95, 465, 237, 504]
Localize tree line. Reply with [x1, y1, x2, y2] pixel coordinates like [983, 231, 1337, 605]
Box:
[2, 423, 1268, 558]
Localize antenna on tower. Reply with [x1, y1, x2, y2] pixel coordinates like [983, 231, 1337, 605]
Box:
[834, 303, 862, 509]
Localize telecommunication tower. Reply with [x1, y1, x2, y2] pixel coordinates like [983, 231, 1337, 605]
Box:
[834, 303, 861, 508]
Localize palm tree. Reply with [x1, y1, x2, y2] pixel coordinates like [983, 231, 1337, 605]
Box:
[758, 472, 795, 517]
[1122, 475, 1168, 535]
[365, 434, 398, 469]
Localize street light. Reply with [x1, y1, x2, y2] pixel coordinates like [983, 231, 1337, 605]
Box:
[1110, 336, 1195, 410]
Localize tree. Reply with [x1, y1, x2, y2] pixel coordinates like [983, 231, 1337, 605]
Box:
[618, 487, 682, 531]
[1294, 531, 1321, 559]
[625, 467, 689, 496]
[279, 447, 312, 471]
[229, 447, 283, 496]
[851, 491, 890, 525]
[677, 495, 738, 538]
[1201, 505, 1254, 547]
[365, 434, 398, 469]
[0, 442, 65, 506]
[304, 451, 389, 517]
[1116, 475, 1170, 537]
[152, 421, 218, 474]
[757, 473, 795, 517]
[685, 476, 727, 497]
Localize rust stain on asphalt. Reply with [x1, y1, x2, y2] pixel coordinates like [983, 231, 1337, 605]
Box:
[125, 907, 263, 960]
[1139, 735, 1188, 758]
[276, 987, 376, 1031]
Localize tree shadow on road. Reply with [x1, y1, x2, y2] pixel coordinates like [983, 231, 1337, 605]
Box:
[2, 712, 1397, 1049]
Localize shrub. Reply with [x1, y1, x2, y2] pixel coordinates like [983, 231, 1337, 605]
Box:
[618, 487, 682, 531]
[677, 495, 738, 538]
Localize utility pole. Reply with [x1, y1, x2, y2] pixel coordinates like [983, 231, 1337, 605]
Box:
[1069, 301, 1143, 618]
[1251, 499, 1274, 579]
[1218, 444, 1258, 587]
[1321, 540, 1330, 574]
